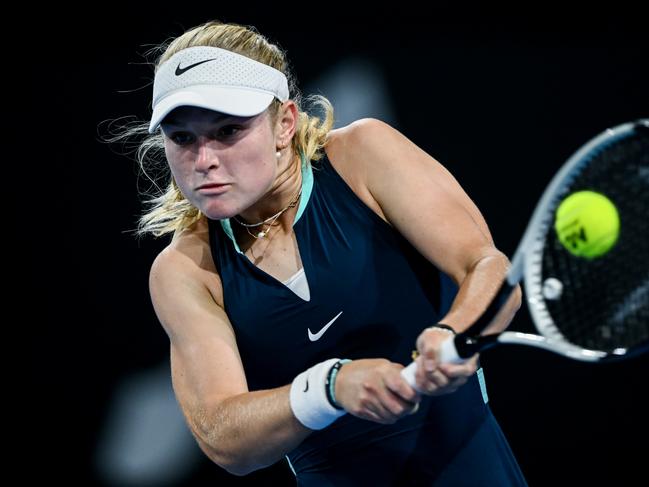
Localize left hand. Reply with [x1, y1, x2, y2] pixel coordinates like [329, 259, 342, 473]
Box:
[412, 327, 478, 395]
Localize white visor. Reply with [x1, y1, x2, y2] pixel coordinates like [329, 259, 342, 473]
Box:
[149, 46, 289, 133]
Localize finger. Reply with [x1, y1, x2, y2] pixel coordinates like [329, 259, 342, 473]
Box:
[416, 327, 454, 363]
[382, 386, 420, 416]
[358, 398, 384, 420]
[416, 330, 437, 365]
[414, 355, 430, 391]
[371, 401, 399, 424]
[418, 347, 438, 373]
[385, 367, 421, 403]
[415, 362, 447, 393]
[360, 408, 385, 423]
[360, 390, 397, 421]
[426, 369, 450, 388]
[415, 360, 450, 395]
[416, 355, 450, 389]
[439, 357, 478, 379]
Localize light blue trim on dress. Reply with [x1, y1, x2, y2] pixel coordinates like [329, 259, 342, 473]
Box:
[477, 367, 489, 403]
[219, 152, 313, 254]
[285, 455, 297, 477]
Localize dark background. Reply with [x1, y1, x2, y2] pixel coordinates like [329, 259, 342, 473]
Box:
[30, 4, 647, 486]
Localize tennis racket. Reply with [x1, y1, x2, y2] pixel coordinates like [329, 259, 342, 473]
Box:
[401, 119, 649, 387]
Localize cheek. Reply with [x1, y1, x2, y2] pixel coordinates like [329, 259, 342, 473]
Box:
[232, 139, 276, 186]
[166, 159, 196, 202]
[167, 159, 186, 180]
[164, 144, 191, 182]
[167, 161, 188, 187]
[242, 156, 277, 196]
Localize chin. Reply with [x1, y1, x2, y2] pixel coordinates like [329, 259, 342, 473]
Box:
[199, 201, 240, 221]
[202, 208, 235, 221]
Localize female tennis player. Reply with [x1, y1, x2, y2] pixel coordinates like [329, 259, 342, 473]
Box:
[130, 20, 527, 485]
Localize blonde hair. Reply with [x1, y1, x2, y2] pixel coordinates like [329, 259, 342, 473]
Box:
[110, 21, 334, 238]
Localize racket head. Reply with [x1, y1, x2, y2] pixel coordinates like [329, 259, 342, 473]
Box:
[516, 119, 649, 361]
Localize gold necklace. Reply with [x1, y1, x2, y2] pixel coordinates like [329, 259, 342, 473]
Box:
[233, 186, 302, 239]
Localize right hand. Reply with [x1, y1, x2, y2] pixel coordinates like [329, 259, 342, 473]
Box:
[334, 358, 421, 424]
[411, 327, 478, 395]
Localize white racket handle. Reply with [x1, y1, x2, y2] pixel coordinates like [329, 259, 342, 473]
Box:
[400, 336, 464, 390]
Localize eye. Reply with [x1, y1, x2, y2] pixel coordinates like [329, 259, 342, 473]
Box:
[218, 125, 242, 138]
[168, 131, 195, 146]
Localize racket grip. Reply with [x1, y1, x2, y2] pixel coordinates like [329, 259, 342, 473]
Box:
[400, 336, 464, 390]
[439, 336, 464, 363]
[400, 361, 419, 390]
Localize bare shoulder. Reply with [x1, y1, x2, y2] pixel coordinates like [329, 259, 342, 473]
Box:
[148, 217, 249, 448]
[327, 117, 452, 184]
[324, 118, 466, 225]
[327, 119, 497, 284]
[324, 120, 391, 225]
[327, 118, 493, 244]
[324, 118, 459, 222]
[151, 216, 224, 308]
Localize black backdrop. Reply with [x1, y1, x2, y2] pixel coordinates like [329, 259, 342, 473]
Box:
[30, 5, 648, 486]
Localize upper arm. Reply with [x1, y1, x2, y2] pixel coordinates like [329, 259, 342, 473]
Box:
[344, 118, 501, 284]
[149, 245, 248, 451]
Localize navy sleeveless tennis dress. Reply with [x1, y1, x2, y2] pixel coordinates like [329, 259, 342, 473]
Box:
[208, 152, 528, 486]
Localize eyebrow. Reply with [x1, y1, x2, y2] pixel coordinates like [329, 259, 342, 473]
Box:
[162, 113, 236, 127]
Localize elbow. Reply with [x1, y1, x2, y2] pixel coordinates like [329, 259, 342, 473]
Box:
[203, 449, 255, 477]
[187, 410, 264, 477]
[222, 463, 254, 477]
[192, 430, 250, 476]
[220, 456, 265, 477]
[195, 437, 260, 477]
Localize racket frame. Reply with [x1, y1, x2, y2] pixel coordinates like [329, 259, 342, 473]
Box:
[406, 119, 648, 385]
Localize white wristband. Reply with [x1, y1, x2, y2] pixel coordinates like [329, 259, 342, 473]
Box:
[290, 358, 348, 430]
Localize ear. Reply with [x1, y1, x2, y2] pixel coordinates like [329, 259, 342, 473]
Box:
[274, 100, 298, 150]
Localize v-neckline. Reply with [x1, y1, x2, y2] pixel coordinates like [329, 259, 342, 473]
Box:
[240, 220, 312, 301]
[219, 153, 314, 301]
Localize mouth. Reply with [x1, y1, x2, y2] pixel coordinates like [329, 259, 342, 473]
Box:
[196, 183, 231, 195]
[196, 182, 229, 189]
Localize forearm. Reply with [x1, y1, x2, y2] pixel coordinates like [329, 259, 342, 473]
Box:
[196, 384, 313, 476]
[440, 252, 522, 334]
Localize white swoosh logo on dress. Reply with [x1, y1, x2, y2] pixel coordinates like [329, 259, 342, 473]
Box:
[308, 311, 343, 342]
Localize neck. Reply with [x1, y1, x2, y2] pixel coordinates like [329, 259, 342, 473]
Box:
[237, 152, 302, 233]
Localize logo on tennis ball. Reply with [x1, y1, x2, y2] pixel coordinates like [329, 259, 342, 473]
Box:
[554, 190, 620, 259]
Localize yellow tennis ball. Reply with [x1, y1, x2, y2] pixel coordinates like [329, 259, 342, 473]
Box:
[554, 190, 620, 259]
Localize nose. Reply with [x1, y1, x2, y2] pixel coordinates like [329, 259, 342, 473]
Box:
[194, 136, 220, 173]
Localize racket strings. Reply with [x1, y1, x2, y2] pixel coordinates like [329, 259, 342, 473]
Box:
[539, 130, 649, 352]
